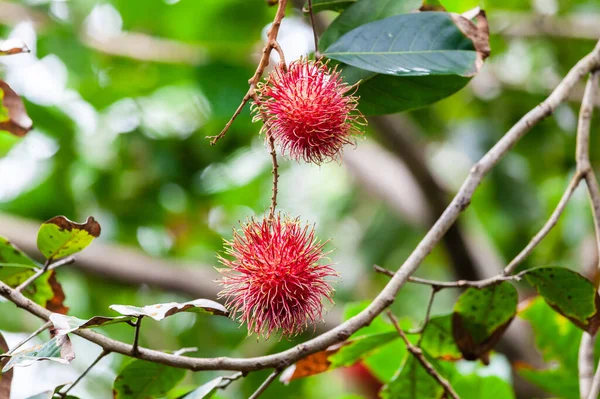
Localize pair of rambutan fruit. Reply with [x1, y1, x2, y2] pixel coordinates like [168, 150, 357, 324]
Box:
[216, 59, 365, 339]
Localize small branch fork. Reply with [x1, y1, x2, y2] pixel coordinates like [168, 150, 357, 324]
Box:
[57, 349, 111, 398]
[206, 0, 288, 145]
[387, 312, 460, 399]
[1, 35, 600, 398]
[15, 256, 75, 293]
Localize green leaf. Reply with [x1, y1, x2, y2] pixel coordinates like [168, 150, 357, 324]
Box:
[280, 330, 399, 383]
[518, 296, 581, 368]
[2, 335, 75, 372]
[110, 298, 229, 320]
[303, 0, 357, 13]
[453, 374, 515, 399]
[49, 313, 136, 335]
[178, 377, 223, 398]
[113, 359, 186, 399]
[525, 266, 600, 334]
[324, 12, 488, 77]
[0, 237, 39, 269]
[452, 282, 518, 361]
[516, 297, 580, 398]
[516, 367, 579, 399]
[329, 331, 399, 367]
[380, 355, 445, 399]
[420, 314, 462, 360]
[346, 68, 470, 115]
[319, 4, 486, 115]
[440, 0, 480, 13]
[0, 240, 65, 311]
[0, 80, 32, 137]
[37, 216, 101, 261]
[318, 0, 420, 52]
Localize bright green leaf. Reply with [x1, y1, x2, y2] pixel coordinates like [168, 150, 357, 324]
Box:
[380, 355, 445, 399]
[525, 266, 600, 334]
[324, 12, 486, 77]
[113, 359, 186, 399]
[329, 331, 399, 367]
[318, 0, 420, 52]
[452, 282, 518, 360]
[420, 314, 462, 360]
[517, 368, 578, 399]
[453, 374, 515, 399]
[37, 216, 101, 261]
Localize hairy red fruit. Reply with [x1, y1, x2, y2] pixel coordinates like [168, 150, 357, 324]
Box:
[253, 59, 366, 165]
[216, 214, 337, 339]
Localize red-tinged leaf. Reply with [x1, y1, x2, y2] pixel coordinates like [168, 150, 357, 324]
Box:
[0, 80, 32, 137]
[280, 342, 347, 383]
[452, 282, 518, 362]
[45, 272, 69, 315]
[0, 38, 30, 55]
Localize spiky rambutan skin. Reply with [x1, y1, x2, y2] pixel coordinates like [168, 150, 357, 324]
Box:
[216, 214, 337, 339]
[253, 59, 365, 165]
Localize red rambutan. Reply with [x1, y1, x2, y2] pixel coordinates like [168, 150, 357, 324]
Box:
[216, 214, 337, 339]
[253, 58, 365, 165]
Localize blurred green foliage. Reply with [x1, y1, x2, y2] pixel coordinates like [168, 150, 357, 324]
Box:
[1, 0, 600, 397]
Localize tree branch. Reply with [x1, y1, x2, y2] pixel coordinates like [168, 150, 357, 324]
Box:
[0, 38, 599, 375]
[248, 368, 283, 399]
[387, 311, 459, 399]
[207, 0, 288, 145]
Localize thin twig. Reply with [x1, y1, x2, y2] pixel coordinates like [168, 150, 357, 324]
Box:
[306, 0, 320, 58]
[374, 265, 527, 288]
[387, 311, 459, 399]
[132, 316, 143, 356]
[577, 70, 600, 398]
[58, 349, 110, 398]
[407, 286, 439, 336]
[16, 257, 75, 293]
[503, 172, 584, 275]
[249, 368, 283, 399]
[207, 0, 288, 145]
[217, 371, 246, 389]
[0, 41, 599, 374]
[5, 321, 51, 355]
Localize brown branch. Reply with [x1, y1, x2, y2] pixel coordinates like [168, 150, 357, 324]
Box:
[374, 265, 527, 289]
[387, 311, 459, 399]
[305, 0, 320, 58]
[16, 257, 74, 293]
[0, 213, 341, 331]
[0, 38, 599, 375]
[5, 321, 51, 355]
[248, 368, 283, 399]
[407, 286, 439, 336]
[207, 0, 288, 145]
[580, 333, 596, 399]
[57, 349, 110, 398]
[577, 70, 600, 398]
[502, 172, 584, 275]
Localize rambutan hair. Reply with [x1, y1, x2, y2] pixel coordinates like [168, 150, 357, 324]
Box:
[253, 58, 365, 165]
[216, 213, 337, 339]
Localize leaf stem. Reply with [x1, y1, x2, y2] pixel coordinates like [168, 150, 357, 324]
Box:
[132, 316, 143, 356]
[248, 368, 283, 399]
[5, 321, 51, 355]
[16, 257, 75, 293]
[58, 349, 111, 398]
[387, 311, 459, 399]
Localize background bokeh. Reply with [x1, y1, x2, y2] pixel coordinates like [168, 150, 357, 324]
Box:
[0, 0, 599, 398]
